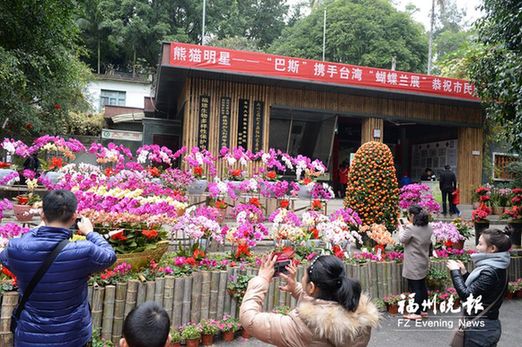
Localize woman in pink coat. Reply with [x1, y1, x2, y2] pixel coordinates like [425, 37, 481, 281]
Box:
[240, 255, 380, 347]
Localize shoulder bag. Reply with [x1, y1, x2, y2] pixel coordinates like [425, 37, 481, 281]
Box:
[10, 239, 69, 334]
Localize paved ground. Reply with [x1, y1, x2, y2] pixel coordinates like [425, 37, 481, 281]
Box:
[215, 299, 522, 346]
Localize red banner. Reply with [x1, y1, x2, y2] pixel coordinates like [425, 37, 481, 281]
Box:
[168, 42, 478, 101]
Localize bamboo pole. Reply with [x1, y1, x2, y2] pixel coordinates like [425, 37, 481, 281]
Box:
[267, 274, 275, 312]
[154, 278, 165, 306]
[182, 275, 193, 324]
[145, 281, 155, 303]
[224, 267, 233, 316]
[101, 285, 115, 341]
[230, 268, 238, 318]
[172, 277, 184, 327]
[191, 272, 203, 322]
[124, 280, 139, 318]
[112, 282, 127, 344]
[370, 262, 378, 298]
[137, 281, 146, 306]
[163, 276, 175, 320]
[88, 285, 93, 308]
[217, 271, 227, 319]
[209, 271, 220, 319]
[200, 271, 211, 320]
[91, 286, 105, 332]
[0, 292, 18, 346]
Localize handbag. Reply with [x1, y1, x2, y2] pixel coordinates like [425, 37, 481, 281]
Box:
[10, 239, 68, 334]
[449, 275, 508, 347]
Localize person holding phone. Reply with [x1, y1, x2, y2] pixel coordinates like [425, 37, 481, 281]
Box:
[0, 190, 116, 347]
[399, 205, 433, 320]
[239, 255, 379, 347]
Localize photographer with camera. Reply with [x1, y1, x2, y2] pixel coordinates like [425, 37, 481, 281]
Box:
[0, 190, 116, 347]
[239, 254, 379, 347]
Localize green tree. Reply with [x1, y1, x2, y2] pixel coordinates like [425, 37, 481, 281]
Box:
[469, 0, 522, 151]
[0, 0, 91, 138]
[270, 0, 428, 73]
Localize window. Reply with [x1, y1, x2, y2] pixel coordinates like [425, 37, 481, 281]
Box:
[100, 89, 126, 110]
[493, 152, 519, 181]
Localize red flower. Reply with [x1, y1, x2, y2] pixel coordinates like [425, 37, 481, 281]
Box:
[231, 169, 242, 177]
[100, 270, 114, 281]
[193, 248, 206, 260]
[311, 228, 319, 239]
[302, 177, 312, 185]
[49, 157, 63, 170]
[25, 123, 33, 130]
[311, 199, 322, 211]
[215, 200, 227, 209]
[148, 167, 161, 177]
[249, 197, 261, 208]
[266, 171, 277, 180]
[0, 162, 10, 169]
[104, 167, 113, 177]
[142, 229, 159, 239]
[193, 166, 203, 177]
[185, 257, 196, 266]
[279, 199, 289, 209]
[479, 195, 490, 202]
[16, 196, 29, 205]
[332, 245, 345, 259]
[235, 244, 251, 259]
[111, 230, 128, 241]
[54, 103, 61, 110]
[512, 188, 522, 195]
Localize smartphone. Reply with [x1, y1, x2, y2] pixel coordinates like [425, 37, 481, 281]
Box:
[273, 259, 291, 277]
[399, 218, 406, 225]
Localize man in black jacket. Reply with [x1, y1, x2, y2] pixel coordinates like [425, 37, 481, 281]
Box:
[439, 165, 457, 216]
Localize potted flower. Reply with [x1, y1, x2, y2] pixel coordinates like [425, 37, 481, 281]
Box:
[184, 147, 216, 194]
[502, 188, 522, 248]
[219, 315, 240, 342]
[431, 221, 464, 250]
[426, 267, 449, 291]
[199, 319, 219, 346]
[497, 188, 512, 211]
[490, 188, 503, 215]
[473, 186, 490, 209]
[383, 294, 401, 315]
[13, 192, 40, 222]
[471, 203, 491, 245]
[169, 329, 182, 347]
[451, 218, 473, 249]
[181, 323, 201, 347]
[507, 278, 522, 299]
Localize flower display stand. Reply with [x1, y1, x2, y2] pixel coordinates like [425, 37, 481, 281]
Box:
[13, 204, 33, 222]
[115, 240, 170, 270]
[188, 179, 208, 195]
[508, 221, 522, 249]
[474, 221, 490, 246]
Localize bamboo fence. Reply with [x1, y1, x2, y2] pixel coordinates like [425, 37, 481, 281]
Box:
[0, 256, 519, 346]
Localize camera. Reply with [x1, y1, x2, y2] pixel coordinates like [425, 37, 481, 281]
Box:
[72, 217, 82, 230]
[273, 259, 291, 277]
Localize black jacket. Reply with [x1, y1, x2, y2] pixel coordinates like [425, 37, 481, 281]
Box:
[450, 267, 507, 320]
[439, 169, 456, 192]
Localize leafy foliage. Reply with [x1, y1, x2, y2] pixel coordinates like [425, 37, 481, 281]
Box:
[270, 0, 428, 72]
[0, 1, 91, 137]
[469, 0, 522, 151]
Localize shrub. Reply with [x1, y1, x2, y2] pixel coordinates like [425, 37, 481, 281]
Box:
[345, 141, 399, 231]
[181, 323, 201, 340]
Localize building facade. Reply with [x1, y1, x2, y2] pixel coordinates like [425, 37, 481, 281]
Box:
[145, 42, 485, 203]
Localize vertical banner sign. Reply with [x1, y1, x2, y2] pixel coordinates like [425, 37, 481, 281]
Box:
[252, 101, 265, 152]
[219, 97, 231, 148]
[237, 99, 250, 149]
[198, 96, 210, 149]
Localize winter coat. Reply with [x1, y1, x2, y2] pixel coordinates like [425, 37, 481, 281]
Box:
[399, 224, 433, 280]
[439, 169, 457, 192]
[240, 276, 380, 347]
[0, 226, 116, 347]
[450, 267, 507, 320]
